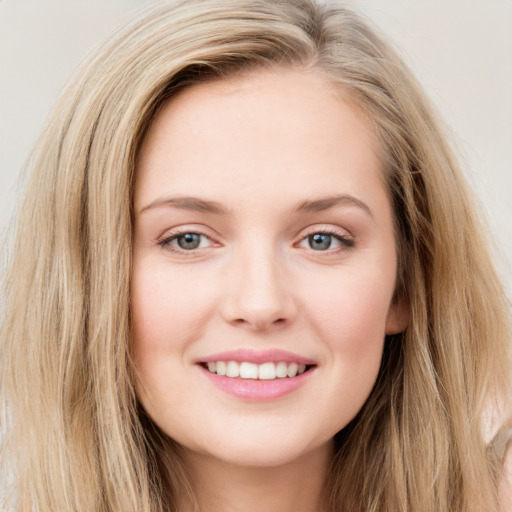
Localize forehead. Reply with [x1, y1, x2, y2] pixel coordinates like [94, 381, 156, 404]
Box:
[135, 67, 385, 212]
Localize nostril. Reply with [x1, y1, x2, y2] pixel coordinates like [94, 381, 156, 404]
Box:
[230, 316, 288, 330]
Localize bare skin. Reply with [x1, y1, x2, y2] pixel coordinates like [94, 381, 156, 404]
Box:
[132, 67, 407, 512]
[180, 441, 332, 512]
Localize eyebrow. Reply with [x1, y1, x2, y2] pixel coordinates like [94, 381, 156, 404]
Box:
[294, 194, 373, 218]
[139, 196, 230, 215]
[138, 193, 372, 217]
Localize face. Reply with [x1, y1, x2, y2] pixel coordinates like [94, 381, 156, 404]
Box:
[131, 67, 406, 468]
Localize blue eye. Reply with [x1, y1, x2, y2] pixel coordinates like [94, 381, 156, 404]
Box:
[160, 232, 212, 251]
[298, 231, 354, 252]
[175, 233, 202, 250]
[308, 233, 334, 250]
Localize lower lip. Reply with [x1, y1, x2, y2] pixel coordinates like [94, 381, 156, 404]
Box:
[198, 365, 315, 400]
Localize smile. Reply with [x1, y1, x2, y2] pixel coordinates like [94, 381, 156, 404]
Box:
[196, 349, 317, 400]
[202, 361, 310, 380]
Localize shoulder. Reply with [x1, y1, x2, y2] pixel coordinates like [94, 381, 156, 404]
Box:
[485, 398, 512, 511]
[500, 441, 512, 512]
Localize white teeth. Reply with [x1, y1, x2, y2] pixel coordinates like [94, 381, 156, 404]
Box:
[239, 362, 258, 379]
[204, 360, 310, 380]
[216, 361, 227, 376]
[258, 362, 276, 380]
[275, 362, 288, 378]
[226, 361, 240, 378]
[287, 362, 298, 378]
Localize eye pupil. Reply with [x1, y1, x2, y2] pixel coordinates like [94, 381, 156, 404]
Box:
[309, 233, 332, 250]
[177, 233, 201, 250]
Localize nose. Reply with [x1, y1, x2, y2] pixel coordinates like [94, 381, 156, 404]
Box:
[220, 244, 298, 331]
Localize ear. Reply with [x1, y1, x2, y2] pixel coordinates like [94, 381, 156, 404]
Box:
[385, 298, 409, 335]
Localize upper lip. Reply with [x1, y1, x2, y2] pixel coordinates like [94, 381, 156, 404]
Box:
[197, 349, 316, 366]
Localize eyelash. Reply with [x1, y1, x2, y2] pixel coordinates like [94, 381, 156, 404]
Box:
[158, 227, 355, 255]
[158, 228, 215, 255]
[296, 228, 355, 253]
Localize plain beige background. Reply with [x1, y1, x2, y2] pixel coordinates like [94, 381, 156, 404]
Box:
[0, 0, 511, 292]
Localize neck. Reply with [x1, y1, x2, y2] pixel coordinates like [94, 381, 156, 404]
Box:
[179, 441, 333, 512]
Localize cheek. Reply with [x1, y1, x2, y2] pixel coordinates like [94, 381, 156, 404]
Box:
[131, 261, 216, 350]
[129, 262, 221, 416]
[130, 262, 214, 421]
[300, 269, 392, 411]
[304, 270, 394, 347]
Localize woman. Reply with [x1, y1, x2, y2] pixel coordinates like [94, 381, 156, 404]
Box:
[1, 1, 510, 511]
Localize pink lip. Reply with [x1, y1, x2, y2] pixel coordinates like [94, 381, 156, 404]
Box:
[198, 364, 315, 401]
[197, 348, 316, 365]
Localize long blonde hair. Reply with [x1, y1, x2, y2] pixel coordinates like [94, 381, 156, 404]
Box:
[1, 1, 510, 511]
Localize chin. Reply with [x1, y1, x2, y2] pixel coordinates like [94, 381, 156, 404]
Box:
[193, 445, 317, 469]
[180, 421, 334, 469]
